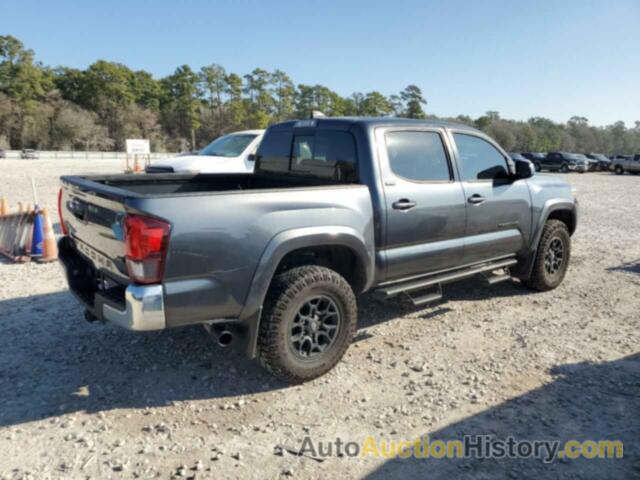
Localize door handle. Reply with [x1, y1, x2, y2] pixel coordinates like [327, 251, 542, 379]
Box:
[468, 194, 486, 205]
[392, 199, 417, 210]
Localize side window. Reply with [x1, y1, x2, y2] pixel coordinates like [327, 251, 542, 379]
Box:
[292, 136, 314, 164]
[453, 133, 510, 181]
[385, 131, 451, 182]
[256, 130, 292, 173]
[291, 131, 358, 181]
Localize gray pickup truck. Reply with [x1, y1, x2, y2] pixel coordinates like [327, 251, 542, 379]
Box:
[58, 118, 577, 382]
[611, 154, 640, 175]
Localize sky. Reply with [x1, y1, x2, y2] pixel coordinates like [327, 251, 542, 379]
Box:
[2, 0, 639, 126]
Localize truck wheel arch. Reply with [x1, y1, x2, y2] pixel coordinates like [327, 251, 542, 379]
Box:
[239, 226, 373, 358]
[240, 225, 371, 310]
[546, 208, 576, 236]
[514, 200, 576, 280]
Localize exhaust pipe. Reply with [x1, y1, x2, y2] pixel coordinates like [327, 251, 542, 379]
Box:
[202, 323, 234, 347]
[217, 330, 233, 347]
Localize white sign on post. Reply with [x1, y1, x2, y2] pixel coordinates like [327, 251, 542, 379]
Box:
[125, 139, 151, 173]
[125, 139, 150, 155]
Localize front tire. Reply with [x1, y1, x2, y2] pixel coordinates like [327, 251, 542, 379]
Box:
[258, 266, 357, 383]
[523, 220, 571, 292]
[615, 165, 624, 175]
[534, 162, 542, 172]
[560, 163, 569, 173]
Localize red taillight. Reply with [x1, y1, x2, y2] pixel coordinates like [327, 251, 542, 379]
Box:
[124, 214, 171, 284]
[57, 188, 68, 235]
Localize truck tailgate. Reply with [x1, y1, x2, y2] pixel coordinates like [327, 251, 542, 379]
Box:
[60, 178, 130, 282]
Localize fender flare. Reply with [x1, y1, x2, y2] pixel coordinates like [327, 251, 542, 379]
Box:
[239, 226, 374, 357]
[531, 199, 576, 249]
[514, 199, 577, 279]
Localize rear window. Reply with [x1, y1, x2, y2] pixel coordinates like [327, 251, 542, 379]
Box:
[256, 130, 292, 173]
[257, 129, 358, 182]
[291, 131, 357, 181]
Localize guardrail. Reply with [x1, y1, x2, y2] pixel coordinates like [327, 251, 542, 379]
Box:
[0, 150, 175, 160]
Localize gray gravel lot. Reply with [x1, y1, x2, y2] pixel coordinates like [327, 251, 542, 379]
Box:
[0, 159, 638, 479]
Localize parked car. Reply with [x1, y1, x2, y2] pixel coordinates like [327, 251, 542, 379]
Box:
[21, 149, 39, 159]
[586, 153, 612, 171]
[521, 152, 547, 172]
[571, 154, 590, 173]
[581, 155, 599, 171]
[58, 117, 577, 382]
[146, 130, 264, 173]
[0, 149, 6, 159]
[542, 152, 586, 173]
[611, 154, 640, 175]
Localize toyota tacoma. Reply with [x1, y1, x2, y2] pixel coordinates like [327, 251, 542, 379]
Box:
[58, 117, 577, 383]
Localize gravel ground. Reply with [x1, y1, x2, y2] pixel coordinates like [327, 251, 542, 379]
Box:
[0, 159, 638, 479]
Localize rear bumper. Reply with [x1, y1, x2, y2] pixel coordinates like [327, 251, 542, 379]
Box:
[58, 237, 166, 331]
[103, 284, 166, 331]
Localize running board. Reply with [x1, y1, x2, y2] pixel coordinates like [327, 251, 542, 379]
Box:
[377, 258, 518, 298]
[406, 285, 443, 306]
[484, 272, 512, 285]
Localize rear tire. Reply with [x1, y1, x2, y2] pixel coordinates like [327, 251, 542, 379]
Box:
[523, 220, 571, 292]
[534, 162, 542, 172]
[258, 266, 357, 383]
[561, 163, 569, 173]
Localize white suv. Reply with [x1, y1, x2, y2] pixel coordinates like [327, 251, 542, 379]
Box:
[148, 130, 264, 174]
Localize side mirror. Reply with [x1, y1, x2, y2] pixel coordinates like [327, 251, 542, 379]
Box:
[247, 153, 257, 162]
[514, 159, 534, 179]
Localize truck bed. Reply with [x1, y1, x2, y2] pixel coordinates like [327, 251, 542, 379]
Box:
[62, 172, 348, 199]
[59, 172, 374, 328]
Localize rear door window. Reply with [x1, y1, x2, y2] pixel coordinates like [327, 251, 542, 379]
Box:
[385, 131, 451, 182]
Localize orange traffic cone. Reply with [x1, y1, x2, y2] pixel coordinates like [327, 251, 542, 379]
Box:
[39, 208, 58, 262]
[0, 197, 7, 216]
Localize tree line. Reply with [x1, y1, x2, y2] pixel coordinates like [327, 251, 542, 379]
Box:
[1, 35, 638, 154]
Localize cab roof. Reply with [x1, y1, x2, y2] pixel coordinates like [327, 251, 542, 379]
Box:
[269, 117, 480, 133]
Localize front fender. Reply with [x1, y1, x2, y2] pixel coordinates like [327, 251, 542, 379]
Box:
[530, 199, 577, 251]
[238, 225, 374, 357]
